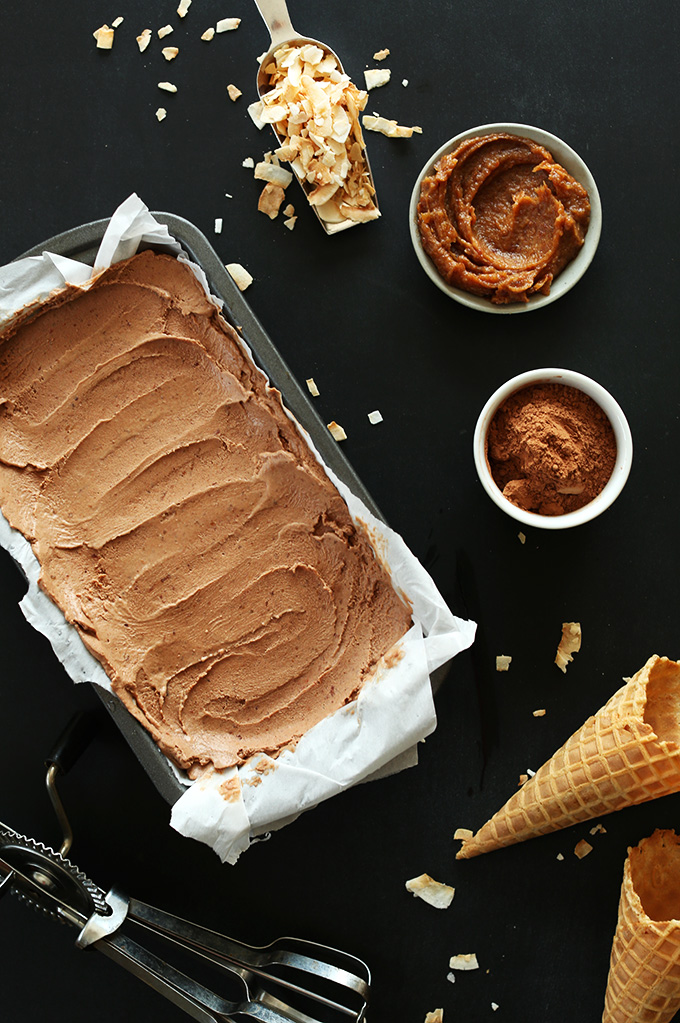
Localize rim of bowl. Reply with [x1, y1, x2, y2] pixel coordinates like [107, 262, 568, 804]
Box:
[408, 122, 602, 314]
[472, 368, 633, 529]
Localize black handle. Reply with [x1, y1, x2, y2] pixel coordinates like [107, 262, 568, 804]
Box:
[45, 709, 99, 775]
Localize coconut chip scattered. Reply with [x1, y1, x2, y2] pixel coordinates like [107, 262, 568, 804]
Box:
[424, 1012, 443, 1023]
[93, 25, 115, 49]
[156, 108, 167, 122]
[225, 263, 253, 291]
[177, 0, 192, 17]
[137, 28, 152, 52]
[364, 68, 391, 90]
[449, 954, 479, 972]
[373, 48, 390, 60]
[112, 17, 124, 29]
[158, 25, 174, 39]
[327, 421, 347, 442]
[162, 47, 179, 61]
[496, 655, 512, 671]
[555, 621, 582, 672]
[306, 378, 320, 397]
[533, 708, 546, 717]
[216, 18, 241, 32]
[214, 218, 223, 234]
[158, 81, 177, 93]
[574, 839, 593, 859]
[255, 43, 380, 228]
[258, 183, 286, 219]
[368, 410, 383, 424]
[201, 28, 215, 41]
[454, 828, 473, 842]
[363, 113, 422, 138]
[227, 84, 242, 101]
[405, 873, 454, 910]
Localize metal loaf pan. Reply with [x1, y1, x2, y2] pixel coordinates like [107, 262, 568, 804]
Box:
[16, 213, 387, 806]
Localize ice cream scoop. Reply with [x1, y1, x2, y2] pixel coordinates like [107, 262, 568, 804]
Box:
[252, 0, 380, 233]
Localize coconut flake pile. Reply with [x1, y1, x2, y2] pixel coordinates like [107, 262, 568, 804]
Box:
[253, 43, 380, 227]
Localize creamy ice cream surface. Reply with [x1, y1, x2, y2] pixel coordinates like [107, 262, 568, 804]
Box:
[0, 250, 411, 773]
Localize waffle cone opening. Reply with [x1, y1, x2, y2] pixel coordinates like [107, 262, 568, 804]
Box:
[644, 660, 680, 748]
[630, 830, 680, 922]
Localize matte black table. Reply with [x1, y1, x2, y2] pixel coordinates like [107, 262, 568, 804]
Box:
[0, 2, 678, 1021]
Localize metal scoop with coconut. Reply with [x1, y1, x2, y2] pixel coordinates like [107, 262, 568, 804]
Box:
[252, 0, 380, 233]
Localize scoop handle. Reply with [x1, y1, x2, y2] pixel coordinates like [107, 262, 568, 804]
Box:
[253, 0, 297, 47]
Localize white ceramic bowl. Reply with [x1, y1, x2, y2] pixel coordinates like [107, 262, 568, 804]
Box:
[473, 368, 632, 529]
[409, 123, 602, 314]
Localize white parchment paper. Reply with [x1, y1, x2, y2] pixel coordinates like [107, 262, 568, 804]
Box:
[0, 195, 476, 863]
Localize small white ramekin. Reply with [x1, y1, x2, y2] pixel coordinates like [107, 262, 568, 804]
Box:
[473, 368, 633, 529]
[409, 122, 602, 314]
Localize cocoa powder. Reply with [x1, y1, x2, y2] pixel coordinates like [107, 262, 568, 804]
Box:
[486, 382, 617, 515]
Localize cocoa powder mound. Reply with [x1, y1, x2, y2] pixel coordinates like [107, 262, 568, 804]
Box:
[486, 382, 617, 515]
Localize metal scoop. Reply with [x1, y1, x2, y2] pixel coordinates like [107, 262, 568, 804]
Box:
[252, 0, 379, 234]
[0, 713, 370, 1023]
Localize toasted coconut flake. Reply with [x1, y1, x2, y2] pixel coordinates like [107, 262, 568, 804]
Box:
[574, 839, 593, 859]
[424, 1012, 443, 1023]
[158, 24, 174, 38]
[327, 421, 347, 442]
[137, 28, 152, 51]
[405, 873, 454, 910]
[556, 853, 565, 861]
[590, 823, 607, 835]
[227, 83, 242, 101]
[527, 767, 536, 777]
[373, 48, 390, 60]
[201, 27, 215, 41]
[177, 0, 191, 17]
[533, 708, 546, 717]
[446, 973, 456, 985]
[492, 1004, 500, 1012]
[242, 157, 255, 168]
[258, 182, 286, 219]
[518, 531, 526, 544]
[156, 107, 167, 121]
[496, 654, 512, 671]
[225, 263, 253, 291]
[367, 410, 383, 425]
[93, 24, 115, 49]
[449, 954, 479, 971]
[402, 78, 409, 86]
[454, 828, 473, 841]
[254, 161, 294, 188]
[162, 46, 179, 60]
[555, 621, 581, 673]
[283, 203, 295, 217]
[518, 773, 528, 786]
[283, 216, 298, 230]
[112, 17, 124, 29]
[216, 17, 241, 32]
[158, 81, 177, 93]
[247, 100, 267, 130]
[214, 218, 223, 234]
[306, 378, 320, 397]
[364, 68, 391, 90]
[363, 113, 422, 137]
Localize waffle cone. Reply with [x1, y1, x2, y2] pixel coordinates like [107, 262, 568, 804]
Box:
[603, 830, 680, 1023]
[457, 655, 680, 860]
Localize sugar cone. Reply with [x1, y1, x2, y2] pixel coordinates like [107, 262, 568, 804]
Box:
[457, 655, 680, 859]
[603, 829, 680, 1023]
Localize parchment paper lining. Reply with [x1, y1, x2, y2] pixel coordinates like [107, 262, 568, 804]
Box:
[0, 195, 476, 864]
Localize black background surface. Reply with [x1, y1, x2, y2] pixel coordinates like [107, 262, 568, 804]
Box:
[0, 2, 679, 1021]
